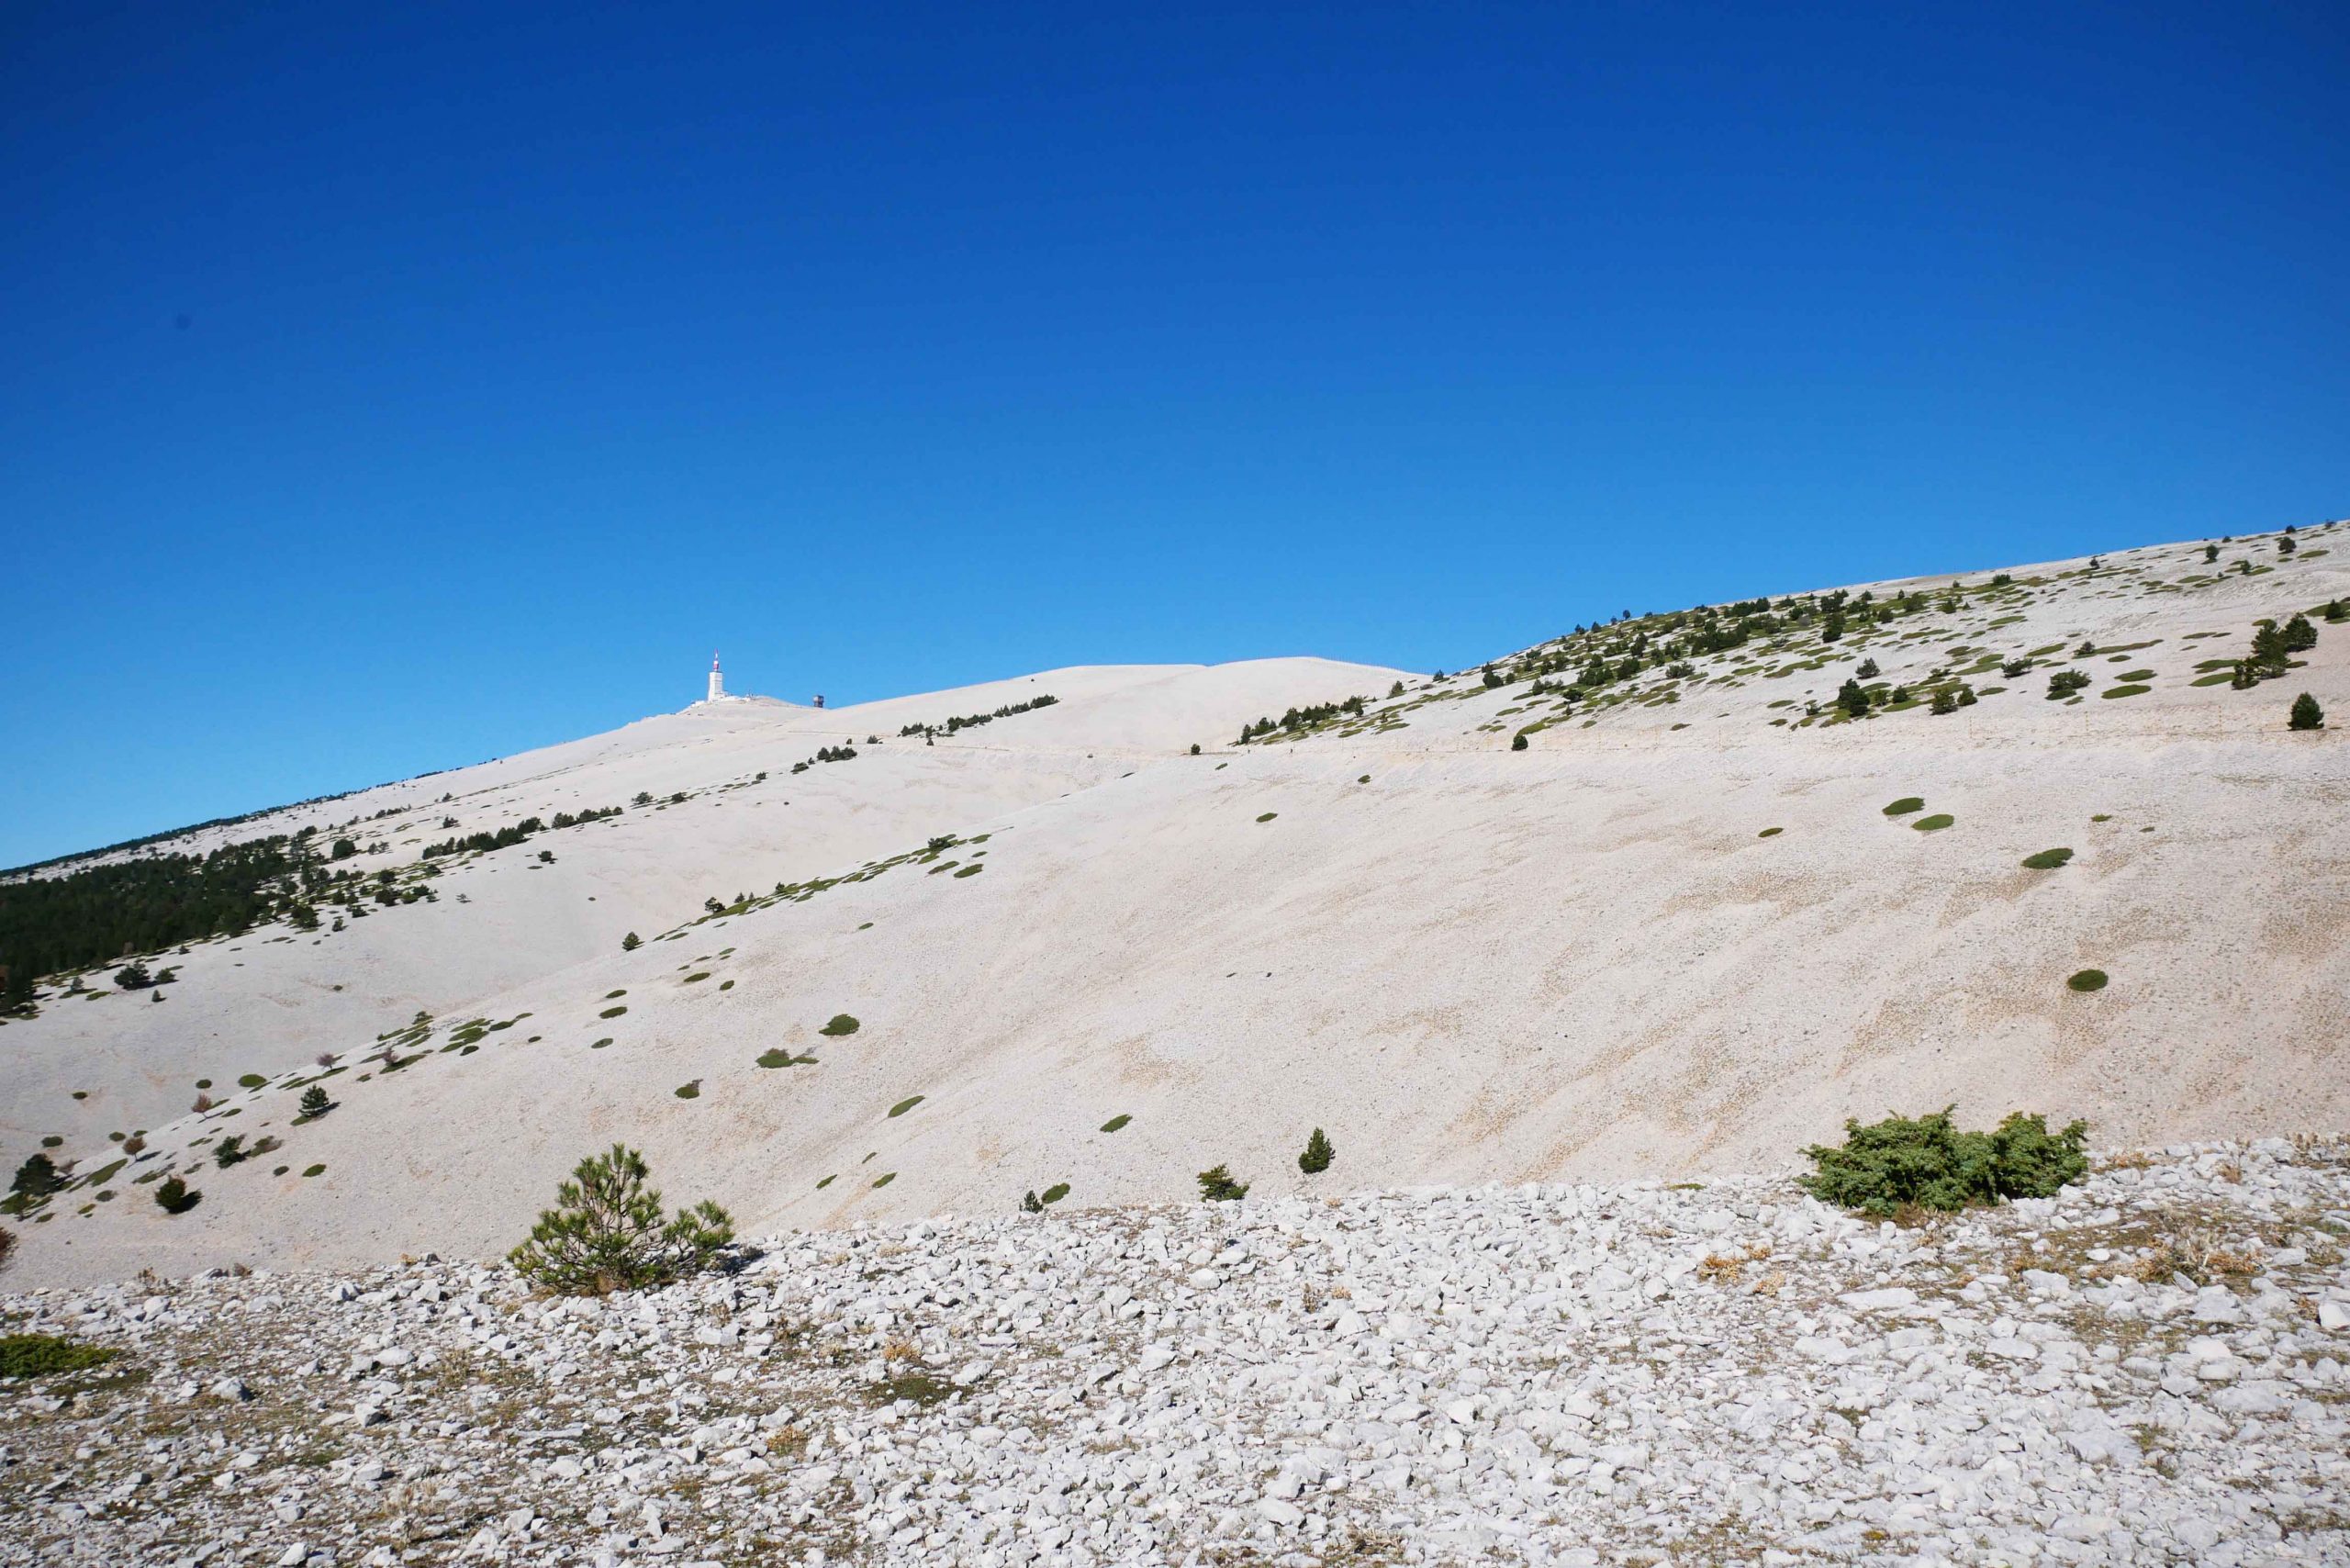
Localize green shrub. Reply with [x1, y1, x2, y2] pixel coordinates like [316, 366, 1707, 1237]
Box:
[2020, 847, 2073, 869]
[302, 1164, 326, 1178]
[237, 1073, 266, 1090]
[2067, 969, 2109, 992]
[621, 932, 642, 951]
[888, 1095, 924, 1118]
[953, 864, 984, 878]
[2046, 669, 2090, 699]
[2099, 684, 2150, 700]
[1256, 812, 1278, 823]
[1298, 1127, 1334, 1175]
[755, 1048, 807, 1069]
[1799, 1107, 2088, 1216]
[1196, 1164, 1249, 1202]
[1882, 798, 1924, 817]
[820, 1014, 860, 1037]
[0, 1334, 118, 1378]
[155, 1175, 200, 1214]
[213, 1136, 249, 1169]
[508, 1144, 733, 1295]
[1510, 733, 1528, 751]
[1099, 1114, 1131, 1134]
[1911, 813, 1954, 832]
[2290, 692, 2324, 731]
[871, 1171, 895, 1188]
[1757, 827, 1783, 838]
[1039, 1182, 1069, 1205]
[297, 1085, 331, 1118]
[673, 1081, 700, 1100]
[599, 1005, 628, 1019]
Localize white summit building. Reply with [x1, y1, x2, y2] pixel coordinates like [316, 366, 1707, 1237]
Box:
[694, 653, 797, 710]
[699, 652, 755, 705]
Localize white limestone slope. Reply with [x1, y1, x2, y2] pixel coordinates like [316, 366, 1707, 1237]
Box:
[7, 525, 2348, 1285]
[0, 659, 1410, 1159]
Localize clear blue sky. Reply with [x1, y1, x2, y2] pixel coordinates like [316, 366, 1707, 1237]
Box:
[4, 2, 2344, 867]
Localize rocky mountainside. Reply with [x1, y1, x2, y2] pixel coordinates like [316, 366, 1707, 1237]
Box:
[4, 1139, 2346, 1566]
[3, 521, 2345, 1287]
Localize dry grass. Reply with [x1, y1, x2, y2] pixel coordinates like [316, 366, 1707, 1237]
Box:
[2132, 1229, 2259, 1285]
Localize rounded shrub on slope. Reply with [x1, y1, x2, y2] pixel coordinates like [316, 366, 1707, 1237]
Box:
[2020, 847, 2074, 869]
[1882, 798, 1925, 817]
[887, 1095, 924, 1118]
[2289, 692, 2325, 731]
[508, 1144, 733, 1295]
[1099, 1114, 1131, 1134]
[2067, 969, 2109, 992]
[1799, 1107, 2089, 1217]
[819, 1014, 860, 1037]
[673, 1081, 701, 1100]
[1298, 1127, 1335, 1175]
[1911, 813, 1954, 832]
[1255, 812, 1278, 823]
[1757, 826, 1784, 838]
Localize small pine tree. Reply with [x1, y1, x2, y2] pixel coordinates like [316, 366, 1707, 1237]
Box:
[2204, 543, 2220, 563]
[1510, 732, 1528, 751]
[1196, 1164, 1250, 1203]
[155, 1175, 200, 1214]
[1836, 678, 1870, 718]
[1022, 1190, 1043, 1214]
[2281, 613, 2318, 653]
[8, 1153, 63, 1209]
[2289, 692, 2324, 731]
[114, 963, 153, 991]
[1388, 680, 1405, 698]
[621, 932, 642, 952]
[1298, 1128, 1334, 1175]
[298, 1084, 331, 1118]
[1855, 658, 1880, 678]
[509, 1144, 734, 1295]
[2327, 599, 2347, 622]
[2279, 533, 2298, 554]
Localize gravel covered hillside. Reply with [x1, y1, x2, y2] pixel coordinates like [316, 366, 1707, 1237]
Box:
[6, 1139, 2348, 1566]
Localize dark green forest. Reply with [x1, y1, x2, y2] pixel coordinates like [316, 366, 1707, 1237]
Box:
[0, 834, 309, 1006]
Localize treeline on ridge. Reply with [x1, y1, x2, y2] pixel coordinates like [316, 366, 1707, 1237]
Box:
[898, 694, 1059, 738]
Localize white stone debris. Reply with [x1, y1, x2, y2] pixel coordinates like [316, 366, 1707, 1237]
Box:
[3, 1139, 2348, 1565]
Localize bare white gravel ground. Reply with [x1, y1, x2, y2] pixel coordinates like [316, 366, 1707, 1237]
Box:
[6, 1139, 2349, 1567]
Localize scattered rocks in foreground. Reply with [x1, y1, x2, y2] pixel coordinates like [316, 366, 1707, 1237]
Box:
[4, 1138, 2348, 1566]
